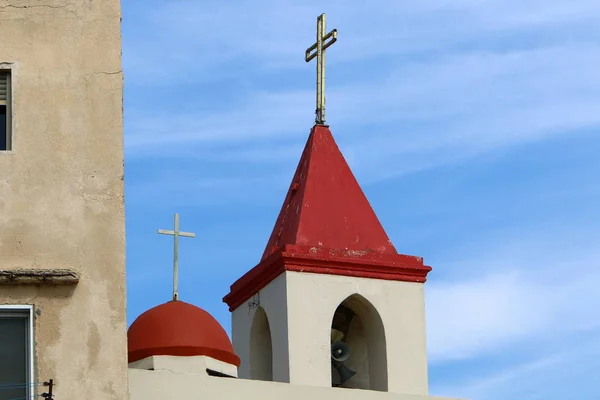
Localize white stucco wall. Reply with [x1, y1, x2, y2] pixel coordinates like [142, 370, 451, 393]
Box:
[129, 369, 463, 400]
[232, 273, 290, 382]
[129, 355, 238, 378]
[231, 271, 429, 395]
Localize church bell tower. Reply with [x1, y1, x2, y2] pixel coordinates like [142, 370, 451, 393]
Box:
[223, 13, 432, 396]
[223, 126, 432, 395]
[0, 2, 126, 399]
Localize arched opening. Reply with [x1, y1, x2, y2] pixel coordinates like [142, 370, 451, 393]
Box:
[249, 306, 273, 381]
[330, 294, 387, 391]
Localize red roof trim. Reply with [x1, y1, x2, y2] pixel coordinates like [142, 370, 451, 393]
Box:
[223, 244, 431, 311]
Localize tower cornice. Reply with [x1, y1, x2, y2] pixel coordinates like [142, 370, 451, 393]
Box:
[223, 244, 431, 311]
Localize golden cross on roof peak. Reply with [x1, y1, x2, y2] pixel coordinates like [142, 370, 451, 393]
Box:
[305, 13, 338, 125]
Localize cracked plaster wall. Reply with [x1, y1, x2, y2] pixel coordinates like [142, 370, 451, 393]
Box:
[0, 1, 127, 399]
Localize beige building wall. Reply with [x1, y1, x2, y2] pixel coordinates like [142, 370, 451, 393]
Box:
[232, 271, 429, 396]
[129, 367, 463, 400]
[0, 1, 127, 399]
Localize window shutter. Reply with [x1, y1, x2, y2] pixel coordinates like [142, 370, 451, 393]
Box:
[0, 72, 7, 105]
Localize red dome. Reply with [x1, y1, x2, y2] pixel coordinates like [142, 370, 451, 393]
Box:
[127, 300, 240, 366]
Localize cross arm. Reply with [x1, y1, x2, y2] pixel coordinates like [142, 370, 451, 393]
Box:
[305, 29, 338, 62]
[157, 229, 195, 238]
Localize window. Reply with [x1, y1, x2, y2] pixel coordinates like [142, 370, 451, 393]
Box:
[0, 307, 33, 400]
[0, 70, 11, 151]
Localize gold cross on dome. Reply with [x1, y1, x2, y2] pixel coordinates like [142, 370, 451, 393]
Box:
[158, 213, 195, 301]
[305, 13, 338, 125]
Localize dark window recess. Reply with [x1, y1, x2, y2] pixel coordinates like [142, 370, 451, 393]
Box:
[0, 70, 10, 151]
[0, 315, 28, 400]
[0, 105, 6, 150]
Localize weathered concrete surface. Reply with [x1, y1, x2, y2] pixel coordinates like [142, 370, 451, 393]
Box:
[0, 1, 127, 399]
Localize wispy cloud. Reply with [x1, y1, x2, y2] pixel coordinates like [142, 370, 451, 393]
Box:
[123, 2, 600, 399]
[427, 267, 600, 363]
[425, 227, 600, 398]
[432, 336, 600, 400]
[123, 0, 600, 183]
[123, 0, 600, 84]
[126, 42, 600, 189]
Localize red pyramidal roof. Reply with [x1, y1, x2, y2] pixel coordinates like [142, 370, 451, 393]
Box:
[223, 125, 431, 311]
[261, 125, 396, 259]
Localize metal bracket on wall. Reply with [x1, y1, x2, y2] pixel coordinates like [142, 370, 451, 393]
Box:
[247, 292, 261, 314]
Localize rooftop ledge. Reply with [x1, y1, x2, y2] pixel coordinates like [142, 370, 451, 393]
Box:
[0, 268, 80, 285]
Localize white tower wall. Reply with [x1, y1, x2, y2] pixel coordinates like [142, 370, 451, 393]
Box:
[231, 271, 429, 395]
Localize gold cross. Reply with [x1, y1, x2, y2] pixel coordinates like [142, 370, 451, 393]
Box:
[158, 213, 195, 301]
[305, 13, 338, 125]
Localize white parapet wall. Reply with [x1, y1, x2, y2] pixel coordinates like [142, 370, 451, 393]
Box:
[128, 368, 466, 400]
[129, 355, 238, 378]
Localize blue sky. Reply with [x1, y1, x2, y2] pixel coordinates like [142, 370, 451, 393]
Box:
[121, 1, 600, 399]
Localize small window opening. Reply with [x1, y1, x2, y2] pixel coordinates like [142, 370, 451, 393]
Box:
[0, 70, 12, 151]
